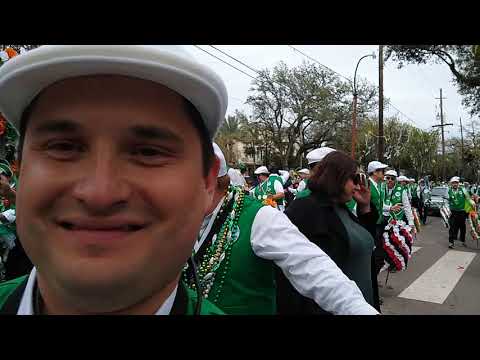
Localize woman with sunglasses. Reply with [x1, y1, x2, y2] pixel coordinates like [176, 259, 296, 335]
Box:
[281, 151, 380, 313]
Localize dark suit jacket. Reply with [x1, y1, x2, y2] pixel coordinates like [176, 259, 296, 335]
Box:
[276, 191, 381, 314]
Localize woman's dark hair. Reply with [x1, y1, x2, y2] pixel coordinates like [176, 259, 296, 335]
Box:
[308, 151, 358, 199]
[17, 94, 215, 177]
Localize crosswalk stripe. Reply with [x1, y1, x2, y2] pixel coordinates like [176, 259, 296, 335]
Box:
[398, 250, 476, 304]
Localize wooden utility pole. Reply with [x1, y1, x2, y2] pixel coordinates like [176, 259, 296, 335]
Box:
[432, 89, 453, 182]
[378, 45, 385, 162]
[460, 117, 464, 177]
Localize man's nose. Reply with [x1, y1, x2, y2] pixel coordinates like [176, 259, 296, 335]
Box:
[71, 146, 132, 214]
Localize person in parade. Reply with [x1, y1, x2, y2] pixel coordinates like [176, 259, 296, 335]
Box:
[227, 165, 246, 189]
[383, 171, 415, 230]
[367, 160, 389, 275]
[288, 168, 310, 196]
[294, 147, 336, 199]
[282, 150, 381, 313]
[417, 179, 429, 225]
[0, 45, 232, 315]
[250, 166, 286, 211]
[0, 162, 33, 282]
[448, 176, 468, 249]
[184, 143, 379, 315]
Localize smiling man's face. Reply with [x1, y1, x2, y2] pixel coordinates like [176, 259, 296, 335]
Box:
[16, 75, 218, 312]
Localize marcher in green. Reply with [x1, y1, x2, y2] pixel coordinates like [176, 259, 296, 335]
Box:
[448, 176, 468, 249]
[250, 166, 286, 211]
[367, 160, 389, 275]
[384, 173, 415, 229]
[185, 143, 379, 315]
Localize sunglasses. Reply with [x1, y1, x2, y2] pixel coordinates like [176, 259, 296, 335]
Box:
[351, 173, 365, 185]
[385, 176, 395, 181]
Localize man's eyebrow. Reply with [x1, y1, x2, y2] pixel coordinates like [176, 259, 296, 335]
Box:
[33, 119, 81, 134]
[129, 125, 184, 145]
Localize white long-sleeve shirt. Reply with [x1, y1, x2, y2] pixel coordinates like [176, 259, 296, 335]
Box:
[383, 186, 414, 226]
[289, 179, 306, 195]
[197, 201, 378, 315]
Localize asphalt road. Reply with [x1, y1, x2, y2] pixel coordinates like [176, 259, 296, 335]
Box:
[378, 214, 480, 314]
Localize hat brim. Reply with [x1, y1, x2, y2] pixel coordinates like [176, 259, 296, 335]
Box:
[0, 46, 228, 138]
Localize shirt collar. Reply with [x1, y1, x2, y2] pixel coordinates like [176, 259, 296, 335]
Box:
[17, 267, 178, 315]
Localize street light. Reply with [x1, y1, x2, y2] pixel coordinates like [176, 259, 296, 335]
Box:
[351, 52, 376, 159]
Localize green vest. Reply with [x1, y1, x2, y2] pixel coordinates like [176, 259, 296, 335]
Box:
[0, 276, 223, 315]
[203, 196, 276, 315]
[253, 176, 284, 205]
[384, 183, 405, 220]
[369, 178, 384, 224]
[0, 202, 16, 240]
[411, 184, 419, 199]
[448, 187, 466, 211]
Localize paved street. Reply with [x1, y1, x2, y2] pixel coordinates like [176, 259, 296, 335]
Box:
[378, 214, 480, 314]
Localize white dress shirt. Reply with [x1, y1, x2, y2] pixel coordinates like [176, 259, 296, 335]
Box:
[196, 204, 378, 315]
[17, 268, 178, 315]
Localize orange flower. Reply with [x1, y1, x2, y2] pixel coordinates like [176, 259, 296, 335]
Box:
[263, 197, 277, 208]
[5, 47, 18, 59]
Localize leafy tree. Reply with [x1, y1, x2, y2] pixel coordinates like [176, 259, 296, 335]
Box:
[385, 45, 480, 116]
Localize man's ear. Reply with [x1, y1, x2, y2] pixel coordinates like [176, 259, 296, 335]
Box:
[204, 157, 220, 200]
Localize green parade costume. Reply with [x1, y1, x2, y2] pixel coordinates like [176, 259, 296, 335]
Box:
[384, 183, 407, 221]
[0, 275, 224, 314]
[252, 175, 284, 206]
[369, 178, 385, 225]
[448, 187, 466, 211]
[184, 185, 276, 314]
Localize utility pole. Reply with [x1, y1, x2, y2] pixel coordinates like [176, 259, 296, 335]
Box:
[460, 117, 464, 178]
[378, 45, 385, 162]
[432, 88, 453, 182]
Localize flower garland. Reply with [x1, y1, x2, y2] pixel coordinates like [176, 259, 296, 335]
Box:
[382, 219, 414, 272]
[183, 185, 245, 303]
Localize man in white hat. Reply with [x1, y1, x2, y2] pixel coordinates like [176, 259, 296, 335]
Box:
[384, 171, 414, 229]
[187, 143, 379, 315]
[0, 45, 229, 315]
[366, 160, 389, 274]
[294, 147, 336, 200]
[448, 176, 468, 249]
[288, 169, 310, 196]
[250, 166, 286, 212]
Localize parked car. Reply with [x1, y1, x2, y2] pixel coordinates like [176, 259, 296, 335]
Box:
[426, 186, 449, 215]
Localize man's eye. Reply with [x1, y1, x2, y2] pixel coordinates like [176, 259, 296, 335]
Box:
[47, 141, 80, 152]
[134, 147, 163, 157]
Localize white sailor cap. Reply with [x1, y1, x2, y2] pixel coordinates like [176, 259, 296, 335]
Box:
[212, 143, 227, 178]
[298, 168, 310, 175]
[450, 176, 460, 183]
[254, 166, 269, 175]
[0, 45, 228, 139]
[367, 161, 389, 174]
[397, 176, 409, 182]
[306, 147, 336, 165]
[385, 170, 398, 177]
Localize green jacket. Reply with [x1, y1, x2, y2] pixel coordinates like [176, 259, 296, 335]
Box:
[448, 187, 466, 212]
[0, 276, 224, 315]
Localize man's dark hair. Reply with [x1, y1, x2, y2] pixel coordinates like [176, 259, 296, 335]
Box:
[17, 95, 215, 177]
[308, 151, 358, 200]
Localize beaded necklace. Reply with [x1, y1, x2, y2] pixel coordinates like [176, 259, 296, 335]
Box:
[183, 185, 245, 303]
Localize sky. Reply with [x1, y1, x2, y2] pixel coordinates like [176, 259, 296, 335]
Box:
[184, 45, 475, 140]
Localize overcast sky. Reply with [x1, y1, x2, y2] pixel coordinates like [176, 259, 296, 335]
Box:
[184, 45, 475, 139]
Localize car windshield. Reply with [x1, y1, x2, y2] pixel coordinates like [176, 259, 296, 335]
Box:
[431, 187, 448, 197]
